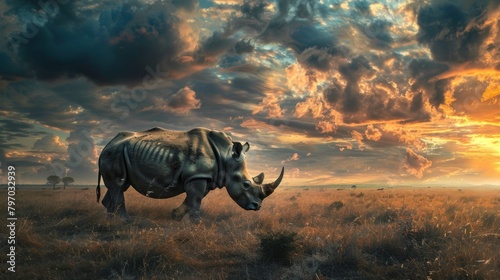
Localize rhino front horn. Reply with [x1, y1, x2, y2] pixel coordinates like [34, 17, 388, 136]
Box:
[260, 167, 284, 198]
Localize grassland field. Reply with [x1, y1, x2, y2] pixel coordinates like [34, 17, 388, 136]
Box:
[1, 185, 499, 280]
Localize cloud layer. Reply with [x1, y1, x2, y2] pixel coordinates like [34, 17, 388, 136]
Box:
[1, 0, 499, 185]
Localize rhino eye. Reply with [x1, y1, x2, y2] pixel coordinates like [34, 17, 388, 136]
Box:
[242, 180, 252, 190]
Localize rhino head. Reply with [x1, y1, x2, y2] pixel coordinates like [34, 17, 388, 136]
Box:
[224, 142, 284, 210]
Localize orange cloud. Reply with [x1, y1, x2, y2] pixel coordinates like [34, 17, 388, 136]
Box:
[482, 82, 500, 101]
[252, 94, 284, 118]
[351, 130, 365, 150]
[289, 153, 299, 161]
[403, 148, 432, 178]
[167, 86, 201, 115]
[285, 63, 329, 94]
[282, 152, 299, 164]
[365, 124, 382, 141]
[33, 133, 66, 153]
[316, 120, 336, 133]
[294, 97, 324, 118]
[382, 124, 426, 150]
[143, 86, 201, 115]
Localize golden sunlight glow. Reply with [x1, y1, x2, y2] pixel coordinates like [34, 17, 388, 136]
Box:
[482, 82, 500, 101]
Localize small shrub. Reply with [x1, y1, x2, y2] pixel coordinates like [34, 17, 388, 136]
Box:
[327, 201, 344, 211]
[364, 236, 409, 264]
[445, 205, 457, 220]
[258, 230, 298, 265]
[374, 209, 398, 224]
[482, 212, 497, 228]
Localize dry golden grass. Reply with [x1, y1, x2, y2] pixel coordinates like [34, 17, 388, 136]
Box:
[1, 186, 499, 279]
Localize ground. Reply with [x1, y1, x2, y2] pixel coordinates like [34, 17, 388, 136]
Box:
[1, 186, 499, 279]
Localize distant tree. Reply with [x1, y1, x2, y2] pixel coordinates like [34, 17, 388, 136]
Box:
[47, 175, 61, 190]
[351, 185, 357, 189]
[62, 177, 74, 190]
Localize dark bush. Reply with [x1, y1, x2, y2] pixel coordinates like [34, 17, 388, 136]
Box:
[258, 230, 298, 265]
[327, 201, 344, 211]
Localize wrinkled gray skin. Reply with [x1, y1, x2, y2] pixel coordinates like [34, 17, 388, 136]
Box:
[96, 127, 284, 223]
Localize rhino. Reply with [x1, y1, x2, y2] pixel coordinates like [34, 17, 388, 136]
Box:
[96, 127, 284, 223]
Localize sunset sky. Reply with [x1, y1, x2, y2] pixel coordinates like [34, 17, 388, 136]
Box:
[1, 0, 499, 186]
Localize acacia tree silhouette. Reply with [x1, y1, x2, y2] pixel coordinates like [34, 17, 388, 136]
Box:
[47, 175, 61, 189]
[62, 177, 75, 190]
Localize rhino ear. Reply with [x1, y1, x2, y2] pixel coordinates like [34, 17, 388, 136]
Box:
[253, 172, 265, 184]
[232, 142, 243, 158]
[242, 142, 250, 153]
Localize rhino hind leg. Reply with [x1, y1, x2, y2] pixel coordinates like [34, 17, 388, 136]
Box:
[102, 187, 130, 220]
[171, 203, 189, 221]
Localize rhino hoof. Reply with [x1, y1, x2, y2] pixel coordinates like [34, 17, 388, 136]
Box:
[120, 215, 132, 223]
[106, 212, 131, 223]
[190, 216, 202, 224]
[172, 209, 185, 221]
[189, 211, 202, 224]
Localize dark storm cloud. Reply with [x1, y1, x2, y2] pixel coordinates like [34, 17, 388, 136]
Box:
[0, 118, 46, 177]
[359, 20, 394, 49]
[339, 55, 372, 83]
[0, 118, 45, 143]
[0, 80, 105, 130]
[351, 0, 371, 16]
[408, 59, 451, 108]
[297, 46, 347, 72]
[410, 92, 425, 113]
[172, 0, 198, 12]
[266, 21, 348, 71]
[408, 59, 449, 82]
[241, 1, 268, 19]
[416, 1, 495, 63]
[1, 0, 190, 86]
[289, 24, 337, 53]
[188, 71, 266, 110]
[323, 80, 343, 105]
[212, 0, 348, 75]
[255, 0, 344, 57]
[329, 55, 373, 115]
[196, 35, 256, 67]
[233, 39, 255, 54]
[196, 31, 236, 58]
[276, 0, 316, 18]
[0, 51, 26, 80]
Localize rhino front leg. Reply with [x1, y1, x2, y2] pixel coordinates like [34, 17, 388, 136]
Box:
[173, 180, 208, 224]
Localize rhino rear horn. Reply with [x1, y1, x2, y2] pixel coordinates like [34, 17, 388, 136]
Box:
[253, 172, 265, 184]
[260, 167, 284, 198]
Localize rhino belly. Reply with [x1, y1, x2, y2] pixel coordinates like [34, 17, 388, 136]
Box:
[125, 142, 186, 199]
[130, 179, 185, 199]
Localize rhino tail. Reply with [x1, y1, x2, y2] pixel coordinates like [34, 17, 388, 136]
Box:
[96, 169, 101, 203]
